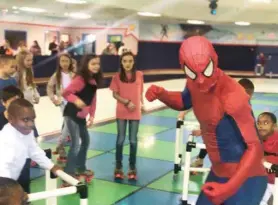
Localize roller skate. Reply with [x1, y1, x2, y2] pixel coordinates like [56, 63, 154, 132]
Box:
[78, 170, 94, 184]
[190, 158, 203, 175]
[127, 168, 137, 181]
[57, 146, 67, 163]
[66, 136, 71, 143]
[53, 144, 64, 155]
[114, 168, 124, 180]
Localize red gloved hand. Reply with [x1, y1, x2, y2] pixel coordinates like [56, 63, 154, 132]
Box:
[202, 182, 233, 205]
[145, 85, 165, 102]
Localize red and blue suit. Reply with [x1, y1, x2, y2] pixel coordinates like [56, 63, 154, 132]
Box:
[146, 36, 267, 205]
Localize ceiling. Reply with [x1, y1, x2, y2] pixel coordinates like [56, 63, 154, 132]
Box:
[0, 0, 278, 25]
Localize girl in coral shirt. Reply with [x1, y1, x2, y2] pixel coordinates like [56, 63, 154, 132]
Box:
[110, 52, 145, 180]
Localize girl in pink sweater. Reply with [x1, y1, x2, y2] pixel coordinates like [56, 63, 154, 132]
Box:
[110, 52, 145, 180]
[62, 55, 102, 186]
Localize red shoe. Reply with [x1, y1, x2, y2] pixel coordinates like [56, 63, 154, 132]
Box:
[114, 168, 124, 180]
[79, 170, 94, 183]
[127, 169, 137, 180]
[66, 136, 71, 142]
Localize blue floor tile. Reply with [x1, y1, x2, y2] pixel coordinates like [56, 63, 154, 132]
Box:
[116, 188, 198, 205]
[85, 153, 173, 187]
[140, 115, 177, 128]
[30, 168, 45, 180]
[88, 132, 128, 151]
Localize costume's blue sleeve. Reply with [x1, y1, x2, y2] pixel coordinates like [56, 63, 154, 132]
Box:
[181, 88, 192, 110]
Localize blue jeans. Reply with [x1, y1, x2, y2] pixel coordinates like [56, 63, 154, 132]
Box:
[116, 119, 139, 169]
[64, 117, 89, 175]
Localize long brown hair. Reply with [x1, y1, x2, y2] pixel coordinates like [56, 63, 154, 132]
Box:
[56, 53, 73, 88]
[16, 50, 35, 90]
[78, 55, 103, 86]
[119, 51, 136, 83]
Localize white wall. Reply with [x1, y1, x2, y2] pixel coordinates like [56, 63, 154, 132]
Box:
[0, 14, 139, 55]
[36, 78, 278, 137]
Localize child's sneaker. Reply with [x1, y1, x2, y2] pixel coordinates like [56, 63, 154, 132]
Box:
[127, 168, 137, 180]
[66, 136, 71, 142]
[78, 170, 94, 183]
[57, 147, 67, 166]
[114, 168, 124, 179]
[53, 144, 64, 155]
[190, 158, 204, 175]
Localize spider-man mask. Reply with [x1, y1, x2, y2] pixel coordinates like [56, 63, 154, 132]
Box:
[179, 36, 220, 93]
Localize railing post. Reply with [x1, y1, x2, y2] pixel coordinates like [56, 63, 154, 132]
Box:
[45, 149, 57, 205]
[181, 135, 194, 205]
[174, 120, 184, 175]
[76, 183, 88, 205]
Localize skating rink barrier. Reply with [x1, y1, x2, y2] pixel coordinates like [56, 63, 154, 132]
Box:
[27, 149, 88, 205]
[175, 120, 278, 205]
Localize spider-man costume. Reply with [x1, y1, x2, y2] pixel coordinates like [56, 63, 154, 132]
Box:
[145, 36, 267, 205]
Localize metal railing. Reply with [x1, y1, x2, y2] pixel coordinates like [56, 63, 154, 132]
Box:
[27, 149, 88, 205]
[175, 120, 278, 205]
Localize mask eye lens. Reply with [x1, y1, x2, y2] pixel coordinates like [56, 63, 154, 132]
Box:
[203, 60, 213, 77]
[184, 65, 196, 80]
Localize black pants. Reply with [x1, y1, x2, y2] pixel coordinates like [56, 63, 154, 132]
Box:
[17, 158, 31, 193]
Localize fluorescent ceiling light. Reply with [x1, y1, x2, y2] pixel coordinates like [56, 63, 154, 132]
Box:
[235, 21, 251, 26]
[248, 0, 272, 3]
[187, 20, 205, 25]
[19, 7, 46, 13]
[56, 0, 87, 4]
[137, 12, 161, 17]
[65, 12, 91, 19]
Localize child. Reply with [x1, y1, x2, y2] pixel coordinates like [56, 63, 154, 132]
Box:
[72, 58, 78, 74]
[16, 50, 40, 138]
[16, 50, 40, 105]
[47, 53, 74, 163]
[0, 98, 60, 186]
[0, 86, 35, 194]
[190, 78, 255, 171]
[62, 55, 102, 186]
[0, 86, 24, 130]
[258, 112, 278, 205]
[110, 52, 145, 180]
[0, 55, 17, 112]
[0, 177, 28, 205]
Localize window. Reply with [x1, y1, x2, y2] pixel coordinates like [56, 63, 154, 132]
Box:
[107, 35, 122, 43]
[4, 30, 27, 50]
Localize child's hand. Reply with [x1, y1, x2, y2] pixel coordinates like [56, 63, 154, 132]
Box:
[86, 117, 94, 128]
[141, 105, 146, 113]
[192, 129, 202, 136]
[74, 99, 86, 109]
[31, 160, 37, 167]
[50, 165, 62, 176]
[33, 97, 40, 104]
[127, 101, 136, 111]
[52, 99, 61, 106]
